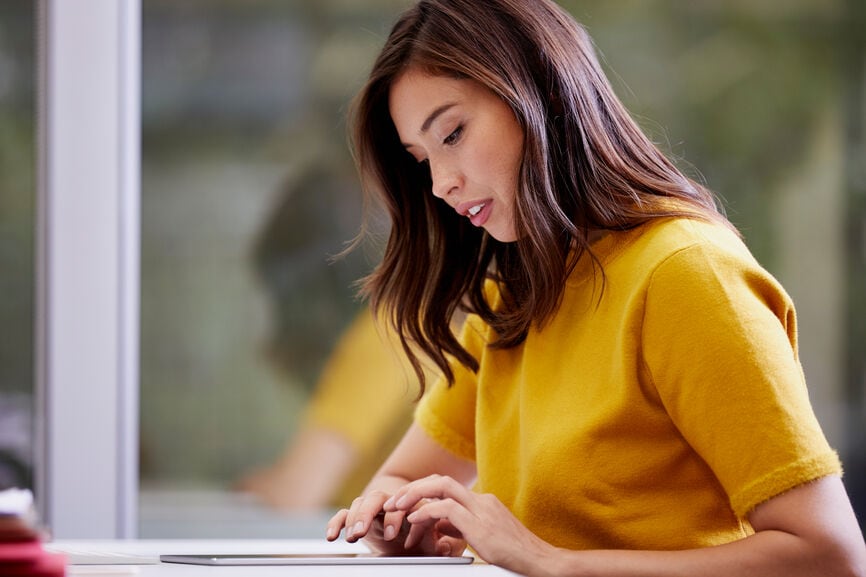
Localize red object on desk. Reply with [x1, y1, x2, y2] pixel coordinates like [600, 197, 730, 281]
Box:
[0, 489, 64, 576]
[0, 540, 44, 562]
[0, 538, 66, 577]
[0, 516, 40, 543]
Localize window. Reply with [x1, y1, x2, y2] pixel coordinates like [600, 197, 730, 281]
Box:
[0, 0, 36, 496]
[139, 1, 392, 536]
[25, 0, 864, 537]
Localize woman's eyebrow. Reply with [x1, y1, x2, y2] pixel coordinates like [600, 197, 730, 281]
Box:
[400, 102, 458, 150]
[420, 102, 457, 134]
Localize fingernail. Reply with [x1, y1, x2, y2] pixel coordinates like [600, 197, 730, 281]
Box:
[384, 525, 396, 540]
[353, 521, 364, 536]
[395, 495, 408, 509]
[383, 496, 394, 509]
[326, 527, 336, 540]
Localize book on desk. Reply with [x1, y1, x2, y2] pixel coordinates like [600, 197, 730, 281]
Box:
[0, 488, 66, 577]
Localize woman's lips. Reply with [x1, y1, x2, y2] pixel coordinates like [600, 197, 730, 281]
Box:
[458, 199, 493, 226]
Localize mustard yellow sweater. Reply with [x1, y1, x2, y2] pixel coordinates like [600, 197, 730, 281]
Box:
[416, 218, 841, 551]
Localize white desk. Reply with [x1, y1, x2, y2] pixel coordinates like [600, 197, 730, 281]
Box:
[46, 540, 520, 577]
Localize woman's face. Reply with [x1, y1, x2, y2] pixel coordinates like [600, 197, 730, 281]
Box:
[389, 68, 525, 242]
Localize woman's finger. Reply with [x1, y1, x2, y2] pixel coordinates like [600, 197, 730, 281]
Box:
[326, 508, 350, 541]
[434, 535, 466, 557]
[386, 474, 474, 513]
[407, 497, 474, 528]
[432, 518, 463, 540]
[403, 516, 434, 550]
[381, 509, 408, 542]
[344, 492, 389, 542]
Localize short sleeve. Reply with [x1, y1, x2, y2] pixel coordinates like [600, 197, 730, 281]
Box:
[642, 242, 841, 516]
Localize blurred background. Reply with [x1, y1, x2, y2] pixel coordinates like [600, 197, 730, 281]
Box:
[0, 0, 863, 535]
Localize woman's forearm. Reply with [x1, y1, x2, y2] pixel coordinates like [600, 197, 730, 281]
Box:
[537, 477, 865, 577]
[545, 531, 863, 577]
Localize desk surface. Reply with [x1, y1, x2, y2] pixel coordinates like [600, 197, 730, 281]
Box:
[46, 540, 519, 577]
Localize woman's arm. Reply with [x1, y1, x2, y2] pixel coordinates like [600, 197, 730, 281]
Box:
[390, 474, 865, 577]
[235, 426, 357, 511]
[325, 422, 476, 555]
[550, 475, 866, 577]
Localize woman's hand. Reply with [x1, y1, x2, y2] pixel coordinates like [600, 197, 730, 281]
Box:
[326, 489, 404, 554]
[325, 424, 478, 558]
[383, 474, 558, 574]
[325, 486, 466, 557]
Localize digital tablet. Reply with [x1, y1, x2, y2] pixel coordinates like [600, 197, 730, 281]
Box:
[159, 553, 474, 566]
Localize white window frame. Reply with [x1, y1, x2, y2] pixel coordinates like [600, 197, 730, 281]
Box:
[35, 0, 141, 538]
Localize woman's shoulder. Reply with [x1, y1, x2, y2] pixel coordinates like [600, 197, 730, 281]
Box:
[636, 217, 744, 251]
[611, 217, 755, 272]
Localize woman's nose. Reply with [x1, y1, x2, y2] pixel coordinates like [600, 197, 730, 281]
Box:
[429, 161, 459, 199]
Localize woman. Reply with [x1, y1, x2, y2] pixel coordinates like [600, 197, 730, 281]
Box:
[326, 1, 866, 575]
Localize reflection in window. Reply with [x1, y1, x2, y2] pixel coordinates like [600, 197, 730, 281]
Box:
[0, 1, 35, 493]
[139, 1, 394, 536]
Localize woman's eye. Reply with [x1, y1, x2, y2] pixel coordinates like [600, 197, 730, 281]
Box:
[443, 125, 463, 146]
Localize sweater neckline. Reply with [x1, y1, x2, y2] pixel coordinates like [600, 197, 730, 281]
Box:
[565, 224, 644, 287]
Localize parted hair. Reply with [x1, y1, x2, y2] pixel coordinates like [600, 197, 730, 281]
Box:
[349, 0, 733, 394]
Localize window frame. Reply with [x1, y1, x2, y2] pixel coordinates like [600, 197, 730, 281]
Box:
[35, 0, 141, 538]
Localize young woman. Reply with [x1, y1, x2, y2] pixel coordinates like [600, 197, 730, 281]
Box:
[325, 1, 866, 575]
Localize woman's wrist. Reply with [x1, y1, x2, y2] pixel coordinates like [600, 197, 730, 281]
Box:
[520, 542, 576, 577]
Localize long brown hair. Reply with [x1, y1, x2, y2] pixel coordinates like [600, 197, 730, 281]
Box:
[350, 0, 734, 393]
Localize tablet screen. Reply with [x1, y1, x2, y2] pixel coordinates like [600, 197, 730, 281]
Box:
[159, 553, 474, 566]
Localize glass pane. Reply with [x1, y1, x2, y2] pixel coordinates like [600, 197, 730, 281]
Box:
[0, 1, 35, 493]
[139, 1, 400, 537]
[140, 0, 865, 535]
